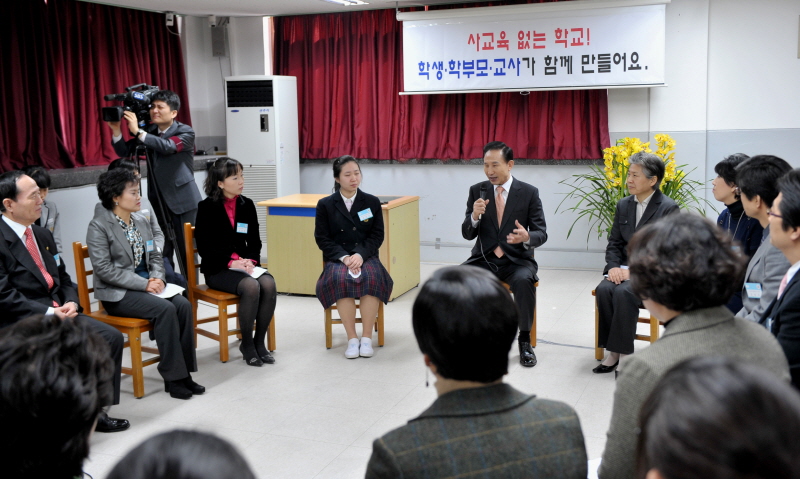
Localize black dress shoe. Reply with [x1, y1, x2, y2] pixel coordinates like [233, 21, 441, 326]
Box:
[518, 341, 537, 368]
[95, 412, 130, 433]
[183, 375, 206, 395]
[593, 361, 619, 374]
[239, 343, 263, 367]
[257, 350, 275, 364]
[164, 380, 193, 399]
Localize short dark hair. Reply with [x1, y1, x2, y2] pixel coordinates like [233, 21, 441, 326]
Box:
[106, 429, 257, 479]
[735, 155, 792, 208]
[412, 266, 518, 382]
[636, 356, 800, 479]
[713, 153, 749, 187]
[0, 315, 113, 479]
[107, 158, 140, 173]
[331, 155, 360, 193]
[777, 169, 800, 232]
[0, 170, 25, 212]
[629, 152, 665, 190]
[97, 168, 140, 210]
[204, 157, 243, 201]
[483, 141, 513, 163]
[21, 165, 51, 190]
[628, 213, 747, 311]
[152, 90, 181, 111]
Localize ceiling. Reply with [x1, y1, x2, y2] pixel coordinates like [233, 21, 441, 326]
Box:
[84, 0, 487, 17]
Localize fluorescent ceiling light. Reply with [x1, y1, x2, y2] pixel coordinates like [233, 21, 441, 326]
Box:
[321, 0, 369, 6]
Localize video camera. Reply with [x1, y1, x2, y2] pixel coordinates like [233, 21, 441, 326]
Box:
[102, 83, 160, 126]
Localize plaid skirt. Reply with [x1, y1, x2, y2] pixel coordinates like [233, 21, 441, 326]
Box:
[316, 255, 393, 309]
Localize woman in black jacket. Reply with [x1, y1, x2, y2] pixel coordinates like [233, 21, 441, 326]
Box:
[315, 156, 393, 359]
[195, 158, 277, 367]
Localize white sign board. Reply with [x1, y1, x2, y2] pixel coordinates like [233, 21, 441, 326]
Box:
[402, 4, 666, 94]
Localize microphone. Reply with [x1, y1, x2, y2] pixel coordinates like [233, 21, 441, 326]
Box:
[478, 185, 487, 220]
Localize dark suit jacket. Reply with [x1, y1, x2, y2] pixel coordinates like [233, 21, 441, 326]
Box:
[195, 195, 262, 276]
[604, 189, 679, 274]
[0, 218, 79, 328]
[461, 178, 547, 274]
[760, 271, 800, 387]
[314, 190, 384, 262]
[366, 383, 588, 479]
[112, 120, 202, 215]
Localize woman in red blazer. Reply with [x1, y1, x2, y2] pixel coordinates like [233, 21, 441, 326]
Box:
[195, 158, 277, 367]
[315, 156, 393, 359]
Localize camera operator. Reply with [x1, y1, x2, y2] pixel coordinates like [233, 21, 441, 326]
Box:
[106, 90, 201, 274]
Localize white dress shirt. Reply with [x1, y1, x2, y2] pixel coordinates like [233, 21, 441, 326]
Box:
[634, 190, 656, 226]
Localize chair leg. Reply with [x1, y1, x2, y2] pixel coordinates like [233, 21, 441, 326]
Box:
[325, 307, 333, 349]
[219, 303, 229, 363]
[594, 298, 604, 361]
[649, 315, 659, 343]
[377, 303, 384, 347]
[268, 315, 276, 352]
[129, 328, 145, 399]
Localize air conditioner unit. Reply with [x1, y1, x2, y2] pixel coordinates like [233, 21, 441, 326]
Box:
[225, 75, 300, 263]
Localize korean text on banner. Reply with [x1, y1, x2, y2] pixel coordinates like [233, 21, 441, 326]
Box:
[401, 4, 666, 94]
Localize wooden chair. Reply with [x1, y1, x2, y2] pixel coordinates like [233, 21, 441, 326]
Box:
[73, 242, 160, 399]
[184, 223, 276, 363]
[592, 289, 660, 360]
[325, 300, 384, 349]
[501, 281, 539, 347]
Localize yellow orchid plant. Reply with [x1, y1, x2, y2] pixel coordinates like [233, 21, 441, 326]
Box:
[557, 134, 712, 241]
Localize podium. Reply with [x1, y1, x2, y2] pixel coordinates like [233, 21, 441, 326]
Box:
[258, 194, 420, 300]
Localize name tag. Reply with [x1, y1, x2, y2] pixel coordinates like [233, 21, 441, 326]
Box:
[146, 240, 154, 252]
[236, 222, 248, 234]
[53, 253, 60, 264]
[766, 317, 773, 332]
[745, 283, 762, 299]
[358, 208, 373, 222]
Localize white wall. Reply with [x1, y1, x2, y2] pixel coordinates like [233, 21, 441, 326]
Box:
[173, 0, 800, 269]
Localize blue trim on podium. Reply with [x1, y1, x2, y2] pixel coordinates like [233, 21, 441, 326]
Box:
[268, 207, 316, 217]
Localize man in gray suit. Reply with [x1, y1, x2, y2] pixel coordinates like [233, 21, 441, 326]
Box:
[594, 152, 679, 373]
[107, 90, 202, 274]
[598, 213, 790, 479]
[735, 155, 793, 322]
[366, 266, 587, 479]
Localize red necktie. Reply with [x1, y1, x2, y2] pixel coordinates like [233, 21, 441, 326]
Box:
[494, 186, 505, 258]
[24, 228, 58, 308]
[778, 271, 790, 299]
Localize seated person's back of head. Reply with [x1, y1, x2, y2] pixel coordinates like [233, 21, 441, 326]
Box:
[0, 315, 113, 479]
[637, 356, 800, 479]
[366, 266, 588, 479]
[106, 429, 256, 479]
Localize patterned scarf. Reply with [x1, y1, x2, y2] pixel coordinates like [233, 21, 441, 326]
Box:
[115, 214, 144, 268]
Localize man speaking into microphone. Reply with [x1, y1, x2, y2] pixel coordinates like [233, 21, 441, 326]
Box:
[461, 141, 547, 367]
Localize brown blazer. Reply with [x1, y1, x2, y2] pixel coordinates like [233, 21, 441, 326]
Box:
[366, 383, 587, 479]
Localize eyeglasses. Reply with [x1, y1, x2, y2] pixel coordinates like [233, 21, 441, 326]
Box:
[767, 209, 783, 219]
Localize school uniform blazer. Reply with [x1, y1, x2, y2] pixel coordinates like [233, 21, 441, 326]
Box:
[314, 190, 384, 262]
[112, 120, 202, 215]
[603, 190, 679, 274]
[737, 226, 791, 322]
[598, 306, 790, 479]
[0, 219, 79, 328]
[760, 272, 800, 387]
[366, 383, 588, 479]
[86, 207, 165, 303]
[195, 195, 262, 276]
[461, 178, 547, 275]
[38, 200, 62, 253]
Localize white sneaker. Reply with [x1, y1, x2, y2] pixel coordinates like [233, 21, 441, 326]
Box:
[345, 338, 361, 359]
[360, 337, 374, 358]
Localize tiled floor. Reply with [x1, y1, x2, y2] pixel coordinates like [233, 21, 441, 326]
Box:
[85, 264, 659, 479]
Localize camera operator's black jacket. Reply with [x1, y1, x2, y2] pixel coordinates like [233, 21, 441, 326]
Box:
[112, 120, 202, 215]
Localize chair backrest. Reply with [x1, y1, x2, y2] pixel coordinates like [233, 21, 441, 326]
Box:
[183, 222, 200, 293]
[71, 242, 97, 315]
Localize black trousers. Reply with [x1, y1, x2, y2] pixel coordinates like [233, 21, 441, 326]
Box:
[79, 314, 124, 405]
[103, 291, 196, 382]
[595, 278, 643, 355]
[470, 255, 536, 333]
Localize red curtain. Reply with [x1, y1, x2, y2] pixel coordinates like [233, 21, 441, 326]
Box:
[1, 0, 191, 170]
[274, 8, 609, 161]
